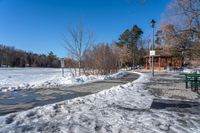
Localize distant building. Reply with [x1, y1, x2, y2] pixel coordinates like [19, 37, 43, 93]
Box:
[144, 51, 182, 70]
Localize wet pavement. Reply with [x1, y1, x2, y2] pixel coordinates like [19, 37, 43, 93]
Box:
[151, 98, 200, 114]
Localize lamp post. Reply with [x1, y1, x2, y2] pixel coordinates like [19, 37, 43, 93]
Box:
[151, 19, 156, 77]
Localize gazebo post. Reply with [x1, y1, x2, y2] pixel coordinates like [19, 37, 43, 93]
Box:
[171, 57, 173, 66]
[159, 57, 161, 71]
[146, 57, 148, 69]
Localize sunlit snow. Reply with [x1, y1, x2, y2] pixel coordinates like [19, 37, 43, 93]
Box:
[0, 68, 126, 92]
[0, 72, 199, 132]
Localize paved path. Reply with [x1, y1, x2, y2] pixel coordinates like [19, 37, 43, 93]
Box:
[60, 72, 139, 93]
[145, 73, 200, 101]
[0, 72, 139, 116]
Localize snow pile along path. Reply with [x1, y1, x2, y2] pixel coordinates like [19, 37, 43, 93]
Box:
[0, 68, 126, 92]
[0, 72, 152, 132]
[0, 72, 200, 133]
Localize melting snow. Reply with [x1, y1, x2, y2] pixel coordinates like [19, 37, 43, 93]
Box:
[0, 68, 126, 92]
[0, 71, 199, 132]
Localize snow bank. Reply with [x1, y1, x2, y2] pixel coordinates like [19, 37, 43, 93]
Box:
[182, 68, 196, 73]
[0, 72, 153, 132]
[0, 68, 126, 92]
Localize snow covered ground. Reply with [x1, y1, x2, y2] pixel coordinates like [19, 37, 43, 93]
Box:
[0, 68, 126, 92]
[0, 72, 199, 133]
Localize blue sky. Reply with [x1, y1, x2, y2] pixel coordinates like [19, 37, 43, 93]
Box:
[0, 0, 169, 57]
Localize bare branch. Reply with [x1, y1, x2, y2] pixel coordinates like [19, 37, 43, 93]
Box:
[63, 21, 95, 76]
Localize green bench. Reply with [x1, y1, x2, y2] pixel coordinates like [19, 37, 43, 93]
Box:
[182, 74, 200, 92]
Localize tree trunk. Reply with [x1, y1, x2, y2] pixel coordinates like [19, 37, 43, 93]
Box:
[132, 52, 135, 70]
[78, 59, 81, 76]
[181, 56, 184, 67]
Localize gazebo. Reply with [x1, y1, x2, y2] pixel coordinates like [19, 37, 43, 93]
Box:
[144, 51, 182, 70]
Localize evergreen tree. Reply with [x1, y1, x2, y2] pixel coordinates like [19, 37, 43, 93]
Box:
[116, 25, 143, 69]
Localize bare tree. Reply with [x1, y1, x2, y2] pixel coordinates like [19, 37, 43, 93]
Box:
[91, 43, 119, 74]
[64, 22, 94, 76]
[158, 0, 200, 66]
[160, 0, 200, 40]
[114, 45, 131, 68]
[82, 43, 119, 75]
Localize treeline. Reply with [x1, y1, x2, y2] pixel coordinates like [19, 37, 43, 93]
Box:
[63, 21, 146, 75]
[64, 38, 146, 75]
[0, 44, 60, 68]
